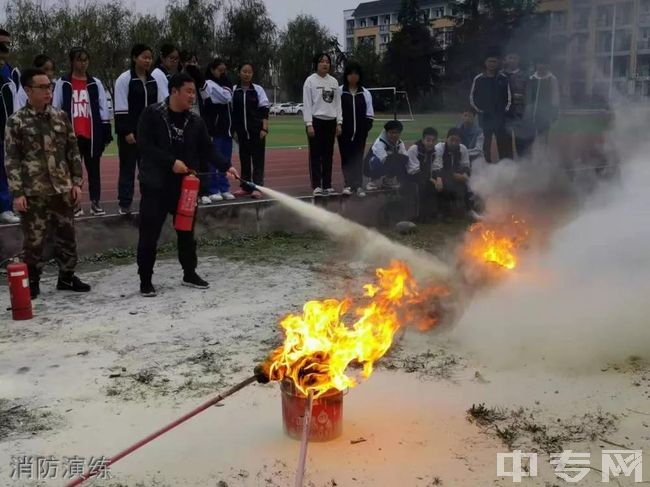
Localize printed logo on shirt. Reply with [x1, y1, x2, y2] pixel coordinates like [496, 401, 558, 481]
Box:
[73, 89, 90, 118]
[321, 88, 335, 103]
[170, 123, 185, 145]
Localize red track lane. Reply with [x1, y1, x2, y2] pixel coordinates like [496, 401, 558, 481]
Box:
[80, 148, 343, 211]
[67, 132, 603, 213]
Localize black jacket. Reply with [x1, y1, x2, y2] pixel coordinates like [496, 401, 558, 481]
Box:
[54, 74, 113, 158]
[231, 83, 270, 140]
[137, 101, 230, 190]
[470, 72, 512, 130]
[114, 68, 160, 136]
[0, 75, 14, 141]
[340, 86, 374, 142]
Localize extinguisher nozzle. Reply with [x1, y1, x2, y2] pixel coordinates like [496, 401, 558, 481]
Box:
[235, 175, 257, 192]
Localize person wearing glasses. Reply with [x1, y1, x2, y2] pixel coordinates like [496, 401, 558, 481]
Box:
[4, 68, 91, 299]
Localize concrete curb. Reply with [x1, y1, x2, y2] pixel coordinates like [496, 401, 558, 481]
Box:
[0, 192, 398, 261]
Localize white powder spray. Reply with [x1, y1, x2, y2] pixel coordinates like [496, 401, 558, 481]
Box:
[255, 185, 450, 282]
[449, 105, 650, 369]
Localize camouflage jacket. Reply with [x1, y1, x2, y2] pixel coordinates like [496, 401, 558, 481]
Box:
[4, 104, 82, 197]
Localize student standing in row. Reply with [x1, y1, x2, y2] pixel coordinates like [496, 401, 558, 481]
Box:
[53, 48, 113, 217]
[231, 62, 269, 199]
[198, 58, 235, 202]
[502, 51, 528, 158]
[0, 29, 20, 91]
[114, 44, 164, 215]
[338, 60, 374, 198]
[151, 44, 180, 99]
[470, 50, 512, 163]
[303, 52, 342, 196]
[524, 57, 560, 155]
[0, 63, 17, 224]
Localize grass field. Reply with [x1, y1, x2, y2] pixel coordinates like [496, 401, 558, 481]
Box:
[103, 112, 611, 157]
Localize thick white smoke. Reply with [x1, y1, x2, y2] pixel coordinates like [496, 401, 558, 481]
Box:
[449, 105, 650, 369]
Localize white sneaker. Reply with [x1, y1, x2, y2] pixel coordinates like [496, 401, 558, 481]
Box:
[0, 210, 20, 224]
[356, 188, 367, 197]
[324, 188, 338, 196]
[221, 191, 235, 200]
[74, 207, 85, 218]
[312, 187, 323, 196]
[200, 196, 212, 205]
[366, 181, 379, 191]
[209, 193, 223, 202]
[342, 187, 353, 196]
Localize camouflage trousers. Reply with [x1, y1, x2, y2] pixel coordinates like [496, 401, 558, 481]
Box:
[20, 193, 78, 281]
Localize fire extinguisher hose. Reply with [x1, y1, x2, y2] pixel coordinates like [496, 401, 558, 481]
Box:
[65, 371, 268, 487]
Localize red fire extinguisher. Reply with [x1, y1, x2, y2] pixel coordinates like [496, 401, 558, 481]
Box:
[174, 174, 200, 232]
[7, 259, 33, 321]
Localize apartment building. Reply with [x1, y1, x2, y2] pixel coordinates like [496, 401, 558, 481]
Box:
[345, 0, 650, 104]
[343, 0, 457, 54]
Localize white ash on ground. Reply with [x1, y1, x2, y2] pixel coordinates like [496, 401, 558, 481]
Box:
[0, 248, 649, 486]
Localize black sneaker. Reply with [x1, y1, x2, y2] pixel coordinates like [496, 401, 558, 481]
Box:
[91, 201, 106, 216]
[182, 272, 209, 289]
[30, 281, 40, 300]
[56, 275, 91, 292]
[140, 282, 157, 297]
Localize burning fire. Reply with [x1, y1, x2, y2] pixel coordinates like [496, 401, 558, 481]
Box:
[263, 261, 447, 398]
[463, 215, 530, 271]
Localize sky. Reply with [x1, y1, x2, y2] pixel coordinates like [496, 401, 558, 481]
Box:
[132, 0, 356, 43]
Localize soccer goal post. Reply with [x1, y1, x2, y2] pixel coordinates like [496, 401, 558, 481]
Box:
[366, 87, 415, 122]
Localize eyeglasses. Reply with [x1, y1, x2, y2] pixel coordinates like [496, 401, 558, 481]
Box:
[28, 83, 53, 91]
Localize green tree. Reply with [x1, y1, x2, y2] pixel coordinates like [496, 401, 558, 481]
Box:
[383, 0, 438, 99]
[217, 0, 276, 85]
[5, 0, 55, 69]
[166, 0, 221, 63]
[278, 15, 337, 100]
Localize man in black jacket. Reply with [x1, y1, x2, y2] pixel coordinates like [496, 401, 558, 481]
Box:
[136, 72, 238, 297]
[470, 50, 513, 163]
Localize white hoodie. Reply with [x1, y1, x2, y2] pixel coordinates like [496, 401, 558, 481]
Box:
[302, 73, 342, 126]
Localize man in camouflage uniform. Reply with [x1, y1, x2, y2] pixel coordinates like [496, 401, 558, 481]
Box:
[4, 67, 91, 298]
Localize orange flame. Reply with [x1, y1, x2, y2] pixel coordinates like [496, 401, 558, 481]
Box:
[463, 215, 530, 271]
[263, 261, 447, 398]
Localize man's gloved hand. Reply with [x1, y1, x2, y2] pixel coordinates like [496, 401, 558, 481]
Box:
[184, 65, 205, 89]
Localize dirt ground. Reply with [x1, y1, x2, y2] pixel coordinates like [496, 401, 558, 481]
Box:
[0, 227, 648, 486]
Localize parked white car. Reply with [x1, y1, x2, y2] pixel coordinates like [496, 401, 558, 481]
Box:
[270, 102, 301, 115]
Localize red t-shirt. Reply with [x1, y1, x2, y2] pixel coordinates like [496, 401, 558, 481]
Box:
[71, 77, 92, 139]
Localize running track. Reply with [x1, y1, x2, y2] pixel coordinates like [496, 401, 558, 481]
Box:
[78, 146, 344, 213]
[69, 131, 602, 214]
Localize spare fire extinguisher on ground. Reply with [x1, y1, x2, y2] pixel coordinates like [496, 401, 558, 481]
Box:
[174, 174, 200, 232]
[7, 259, 33, 320]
